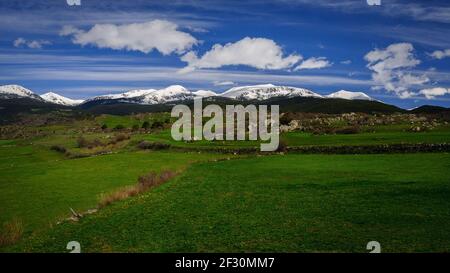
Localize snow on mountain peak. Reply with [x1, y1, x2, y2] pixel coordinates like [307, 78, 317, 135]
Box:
[1, 84, 381, 107]
[140, 85, 193, 104]
[193, 90, 217, 98]
[326, 90, 373, 101]
[221, 84, 322, 100]
[41, 92, 84, 106]
[0, 84, 39, 99]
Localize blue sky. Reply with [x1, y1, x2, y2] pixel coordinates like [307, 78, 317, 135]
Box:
[1, 0, 450, 108]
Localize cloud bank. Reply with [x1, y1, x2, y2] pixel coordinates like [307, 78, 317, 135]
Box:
[61, 20, 198, 55]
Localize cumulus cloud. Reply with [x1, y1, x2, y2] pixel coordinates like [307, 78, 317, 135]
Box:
[179, 37, 301, 73]
[364, 43, 429, 99]
[14, 38, 51, 49]
[419, 87, 450, 99]
[60, 20, 198, 55]
[295, 57, 332, 70]
[429, 49, 450, 60]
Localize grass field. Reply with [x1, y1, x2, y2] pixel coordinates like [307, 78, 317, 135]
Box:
[1, 113, 450, 252]
[5, 153, 450, 253]
[0, 142, 228, 239]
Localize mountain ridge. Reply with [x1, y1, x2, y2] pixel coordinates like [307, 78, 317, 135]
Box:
[41, 92, 84, 106]
[1, 84, 449, 115]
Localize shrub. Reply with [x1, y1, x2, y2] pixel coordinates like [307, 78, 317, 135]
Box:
[50, 145, 67, 154]
[101, 124, 108, 130]
[141, 121, 150, 129]
[132, 124, 140, 131]
[137, 140, 171, 150]
[0, 218, 24, 247]
[98, 170, 177, 208]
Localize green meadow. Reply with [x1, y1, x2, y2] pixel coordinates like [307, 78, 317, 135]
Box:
[1, 113, 450, 252]
[7, 153, 450, 253]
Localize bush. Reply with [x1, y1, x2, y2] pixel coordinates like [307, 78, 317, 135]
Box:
[132, 124, 140, 131]
[137, 140, 171, 150]
[101, 124, 108, 130]
[50, 145, 67, 154]
[142, 121, 150, 129]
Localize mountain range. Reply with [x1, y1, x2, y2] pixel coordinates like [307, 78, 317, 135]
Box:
[1, 84, 448, 117]
[0, 84, 375, 106]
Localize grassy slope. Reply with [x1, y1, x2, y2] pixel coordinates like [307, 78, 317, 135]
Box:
[12, 153, 450, 253]
[0, 142, 226, 237]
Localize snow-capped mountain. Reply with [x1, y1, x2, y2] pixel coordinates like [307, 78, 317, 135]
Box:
[2, 84, 382, 108]
[41, 92, 84, 106]
[0, 85, 43, 101]
[86, 85, 218, 105]
[138, 85, 194, 104]
[221, 84, 322, 100]
[88, 88, 158, 101]
[192, 90, 217, 98]
[326, 90, 373, 101]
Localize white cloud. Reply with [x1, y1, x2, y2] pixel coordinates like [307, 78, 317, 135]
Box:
[214, 81, 235, 86]
[13, 38, 51, 49]
[27, 40, 51, 49]
[295, 57, 332, 70]
[341, 60, 352, 65]
[429, 49, 450, 60]
[364, 43, 429, 99]
[419, 87, 450, 99]
[13, 38, 26, 47]
[61, 20, 198, 55]
[180, 37, 301, 73]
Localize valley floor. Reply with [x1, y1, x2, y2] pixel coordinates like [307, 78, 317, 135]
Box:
[3, 152, 450, 252]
